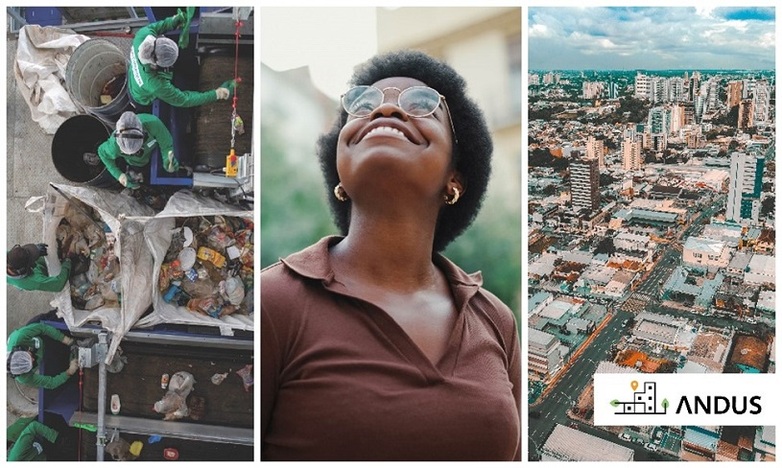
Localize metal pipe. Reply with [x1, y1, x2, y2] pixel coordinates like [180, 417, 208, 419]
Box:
[95, 332, 108, 461]
[7, 8, 27, 28]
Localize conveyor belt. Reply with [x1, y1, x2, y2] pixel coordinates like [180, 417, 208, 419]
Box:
[70, 411, 252, 445]
[80, 341, 253, 428]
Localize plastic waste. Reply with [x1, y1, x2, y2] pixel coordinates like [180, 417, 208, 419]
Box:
[129, 441, 144, 457]
[111, 394, 121, 414]
[236, 364, 253, 392]
[220, 276, 245, 306]
[211, 372, 228, 385]
[153, 371, 196, 421]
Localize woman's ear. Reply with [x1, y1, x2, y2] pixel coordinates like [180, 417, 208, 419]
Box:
[448, 171, 465, 196]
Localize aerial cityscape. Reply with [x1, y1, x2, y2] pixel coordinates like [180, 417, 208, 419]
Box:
[527, 7, 775, 462]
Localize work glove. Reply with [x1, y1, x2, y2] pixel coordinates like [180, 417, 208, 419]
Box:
[215, 88, 230, 100]
[215, 80, 236, 100]
[36, 243, 48, 256]
[163, 150, 180, 173]
[176, 7, 197, 48]
[174, 8, 186, 26]
[61, 336, 74, 346]
[118, 173, 140, 190]
[67, 358, 79, 376]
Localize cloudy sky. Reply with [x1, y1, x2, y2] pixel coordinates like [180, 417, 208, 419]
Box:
[529, 7, 775, 70]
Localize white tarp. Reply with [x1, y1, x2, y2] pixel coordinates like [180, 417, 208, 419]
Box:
[44, 183, 156, 363]
[14, 25, 89, 134]
[136, 190, 254, 334]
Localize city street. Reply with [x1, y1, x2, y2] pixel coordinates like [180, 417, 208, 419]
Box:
[527, 193, 759, 460]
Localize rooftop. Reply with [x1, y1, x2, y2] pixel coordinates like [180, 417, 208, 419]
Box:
[729, 335, 768, 372]
[542, 424, 634, 461]
[684, 236, 727, 255]
[529, 327, 559, 348]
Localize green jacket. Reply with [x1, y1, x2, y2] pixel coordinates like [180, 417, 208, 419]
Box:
[6, 257, 71, 292]
[98, 113, 174, 181]
[7, 323, 70, 390]
[128, 15, 218, 107]
[7, 418, 58, 461]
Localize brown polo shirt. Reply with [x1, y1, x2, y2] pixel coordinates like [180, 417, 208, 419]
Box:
[261, 236, 521, 461]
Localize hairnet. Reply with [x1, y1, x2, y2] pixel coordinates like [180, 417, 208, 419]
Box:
[115, 111, 144, 155]
[7, 244, 41, 272]
[9, 350, 33, 375]
[154, 37, 179, 68]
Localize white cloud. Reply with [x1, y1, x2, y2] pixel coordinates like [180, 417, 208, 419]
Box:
[598, 38, 617, 49]
[529, 23, 551, 38]
[724, 20, 749, 33]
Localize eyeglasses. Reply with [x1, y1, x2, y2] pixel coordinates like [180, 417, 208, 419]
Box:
[341, 86, 457, 144]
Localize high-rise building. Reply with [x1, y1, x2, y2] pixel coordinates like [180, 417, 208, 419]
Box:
[585, 135, 605, 169]
[727, 152, 765, 225]
[738, 98, 755, 130]
[606, 81, 620, 99]
[726, 81, 743, 109]
[669, 105, 684, 134]
[529, 73, 540, 86]
[570, 157, 600, 212]
[752, 80, 771, 125]
[682, 102, 696, 125]
[634, 72, 651, 100]
[648, 106, 669, 134]
[529, 328, 563, 381]
[651, 77, 667, 104]
[688, 71, 701, 102]
[622, 136, 643, 171]
[582, 81, 603, 100]
[699, 78, 720, 115]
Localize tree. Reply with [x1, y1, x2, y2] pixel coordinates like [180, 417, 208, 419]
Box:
[656, 360, 677, 373]
[761, 197, 774, 216]
[595, 237, 616, 255]
[529, 148, 569, 170]
[600, 173, 616, 187]
[260, 114, 337, 269]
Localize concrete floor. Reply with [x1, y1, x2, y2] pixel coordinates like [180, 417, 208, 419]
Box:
[5, 32, 132, 424]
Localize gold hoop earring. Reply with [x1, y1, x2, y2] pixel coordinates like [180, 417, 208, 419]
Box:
[444, 187, 460, 205]
[334, 183, 349, 202]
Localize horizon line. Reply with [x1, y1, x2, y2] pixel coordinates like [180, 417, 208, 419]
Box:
[530, 69, 774, 72]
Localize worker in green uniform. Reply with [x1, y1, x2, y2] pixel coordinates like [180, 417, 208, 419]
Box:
[98, 111, 178, 189]
[7, 243, 72, 292]
[128, 8, 235, 109]
[6, 418, 63, 461]
[7, 322, 78, 390]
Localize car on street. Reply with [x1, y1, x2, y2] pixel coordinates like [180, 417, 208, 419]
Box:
[645, 443, 659, 451]
[620, 433, 631, 441]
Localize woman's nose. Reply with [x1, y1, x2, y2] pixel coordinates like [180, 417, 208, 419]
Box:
[369, 101, 409, 121]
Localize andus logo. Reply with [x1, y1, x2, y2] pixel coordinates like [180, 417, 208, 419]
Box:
[675, 395, 762, 415]
[593, 374, 774, 426]
[610, 380, 669, 415]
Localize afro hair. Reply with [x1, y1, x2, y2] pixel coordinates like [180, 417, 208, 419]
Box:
[317, 50, 493, 252]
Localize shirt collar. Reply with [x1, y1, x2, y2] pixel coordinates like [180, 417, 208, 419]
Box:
[280, 236, 484, 304]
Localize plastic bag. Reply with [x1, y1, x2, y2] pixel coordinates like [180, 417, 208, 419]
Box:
[236, 364, 253, 392]
[220, 276, 245, 306]
[153, 371, 195, 420]
[211, 372, 228, 385]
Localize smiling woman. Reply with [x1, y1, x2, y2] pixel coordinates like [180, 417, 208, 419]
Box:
[260, 50, 521, 461]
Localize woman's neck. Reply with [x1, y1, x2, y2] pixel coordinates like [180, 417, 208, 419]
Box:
[330, 211, 440, 292]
